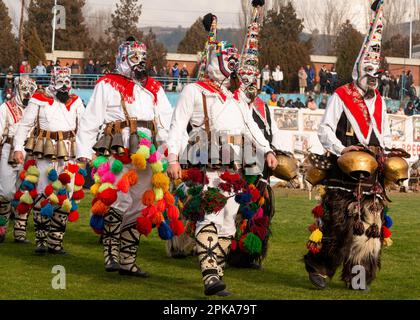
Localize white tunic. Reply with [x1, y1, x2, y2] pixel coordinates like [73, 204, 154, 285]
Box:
[0, 101, 23, 138]
[76, 80, 173, 160]
[318, 91, 392, 156]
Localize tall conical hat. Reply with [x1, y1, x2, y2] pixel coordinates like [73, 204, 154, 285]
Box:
[197, 13, 218, 80]
[352, 0, 385, 81]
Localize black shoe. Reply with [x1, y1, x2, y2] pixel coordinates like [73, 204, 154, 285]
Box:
[215, 290, 233, 297]
[35, 245, 48, 255]
[249, 262, 262, 270]
[48, 248, 67, 255]
[309, 273, 327, 290]
[119, 268, 150, 278]
[105, 260, 120, 272]
[204, 278, 226, 296]
[0, 234, 5, 243]
[14, 238, 30, 244]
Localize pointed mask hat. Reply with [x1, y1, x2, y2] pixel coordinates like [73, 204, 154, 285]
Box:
[352, 0, 385, 91]
[197, 13, 218, 80]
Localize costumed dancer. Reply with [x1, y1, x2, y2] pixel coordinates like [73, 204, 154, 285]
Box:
[77, 37, 177, 277]
[303, 0, 407, 290]
[0, 77, 37, 243]
[166, 27, 278, 295]
[13, 67, 86, 254]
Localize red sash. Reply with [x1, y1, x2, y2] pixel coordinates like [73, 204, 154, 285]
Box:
[32, 92, 79, 111]
[253, 96, 266, 120]
[196, 80, 240, 102]
[335, 83, 382, 139]
[6, 100, 22, 123]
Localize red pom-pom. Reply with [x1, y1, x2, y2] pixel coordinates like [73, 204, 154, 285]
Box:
[24, 160, 36, 171]
[312, 204, 324, 218]
[142, 190, 155, 206]
[59, 173, 71, 185]
[170, 219, 185, 236]
[156, 199, 166, 212]
[68, 211, 79, 222]
[19, 171, 26, 181]
[16, 203, 31, 215]
[136, 216, 152, 237]
[74, 173, 85, 186]
[44, 184, 54, 197]
[167, 205, 180, 221]
[66, 164, 79, 174]
[91, 200, 108, 216]
[382, 226, 392, 238]
[29, 189, 38, 199]
[250, 225, 268, 240]
[114, 148, 131, 164]
[57, 194, 67, 205]
[117, 176, 130, 193]
[14, 191, 24, 200]
[40, 199, 50, 208]
[98, 188, 117, 206]
[72, 189, 85, 201]
[163, 192, 175, 206]
[238, 234, 247, 251]
[231, 239, 237, 251]
[250, 188, 261, 203]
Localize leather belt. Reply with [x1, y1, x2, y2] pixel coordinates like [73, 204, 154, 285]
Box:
[38, 131, 74, 140]
[4, 137, 13, 145]
[105, 120, 155, 132]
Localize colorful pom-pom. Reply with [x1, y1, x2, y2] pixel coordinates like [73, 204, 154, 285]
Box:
[136, 216, 152, 237]
[16, 203, 31, 215]
[111, 160, 124, 174]
[47, 169, 58, 182]
[52, 180, 63, 191]
[72, 189, 85, 201]
[24, 159, 36, 171]
[40, 203, 54, 218]
[24, 175, 39, 184]
[154, 188, 164, 201]
[21, 180, 35, 191]
[125, 170, 138, 186]
[100, 171, 116, 184]
[90, 182, 101, 196]
[92, 156, 108, 169]
[98, 188, 118, 206]
[26, 165, 40, 177]
[68, 211, 79, 222]
[91, 200, 108, 216]
[117, 176, 130, 193]
[90, 215, 104, 232]
[163, 192, 175, 206]
[20, 191, 33, 205]
[151, 172, 170, 189]
[312, 204, 324, 218]
[29, 189, 38, 199]
[158, 221, 174, 240]
[98, 182, 115, 193]
[170, 219, 185, 237]
[309, 229, 323, 243]
[131, 153, 147, 170]
[74, 173, 85, 186]
[49, 193, 59, 205]
[384, 215, 393, 229]
[167, 205, 180, 221]
[97, 162, 111, 176]
[142, 190, 156, 206]
[44, 184, 54, 196]
[243, 232, 262, 254]
[150, 161, 163, 174]
[139, 138, 152, 148]
[382, 226, 392, 238]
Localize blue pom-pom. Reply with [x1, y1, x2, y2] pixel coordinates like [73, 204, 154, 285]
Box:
[158, 221, 174, 240]
[71, 200, 78, 212]
[40, 203, 54, 218]
[57, 188, 67, 196]
[235, 193, 252, 204]
[48, 169, 58, 182]
[90, 215, 104, 230]
[11, 200, 19, 208]
[384, 215, 393, 229]
[78, 168, 87, 177]
[240, 205, 255, 220]
[21, 180, 35, 191]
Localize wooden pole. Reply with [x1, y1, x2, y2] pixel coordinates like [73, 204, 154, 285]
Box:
[18, 0, 25, 62]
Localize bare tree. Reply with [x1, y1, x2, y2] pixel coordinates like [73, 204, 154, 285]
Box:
[83, 7, 112, 40]
[382, 0, 410, 39]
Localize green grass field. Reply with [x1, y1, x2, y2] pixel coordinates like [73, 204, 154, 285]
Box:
[1, 190, 420, 300]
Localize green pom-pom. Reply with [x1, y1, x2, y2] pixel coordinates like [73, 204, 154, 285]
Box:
[244, 175, 258, 185]
[188, 185, 203, 196]
[150, 144, 157, 154]
[176, 188, 186, 199]
[93, 156, 108, 169]
[243, 233, 262, 254]
[138, 131, 151, 141]
[111, 160, 124, 174]
[162, 159, 168, 172]
[0, 216, 8, 226]
[249, 202, 259, 211]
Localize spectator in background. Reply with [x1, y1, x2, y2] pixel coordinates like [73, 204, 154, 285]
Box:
[33, 61, 46, 75]
[180, 64, 189, 84]
[381, 71, 390, 99]
[330, 67, 338, 92]
[84, 60, 95, 74]
[71, 60, 81, 74]
[395, 106, 405, 115]
[295, 97, 305, 109]
[94, 60, 102, 75]
[149, 65, 158, 77]
[319, 97, 328, 109]
[399, 71, 407, 97]
[268, 93, 278, 107]
[306, 96, 317, 110]
[54, 60, 61, 67]
[19, 60, 29, 74]
[305, 64, 315, 94]
[171, 63, 180, 92]
[272, 65, 284, 93]
[158, 66, 168, 88]
[261, 65, 271, 87]
[389, 75, 397, 100]
[278, 96, 285, 108]
[319, 65, 328, 94]
[285, 99, 294, 108]
[298, 66, 307, 94]
[405, 101, 415, 116]
[46, 61, 54, 74]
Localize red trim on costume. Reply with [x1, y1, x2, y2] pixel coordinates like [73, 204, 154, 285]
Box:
[196, 80, 240, 102]
[65, 95, 80, 111]
[31, 92, 79, 111]
[97, 74, 136, 103]
[6, 100, 22, 123]
[143, 77, 162, 105]
[335, 83, 382, 138]
[253, 96, 266, 119]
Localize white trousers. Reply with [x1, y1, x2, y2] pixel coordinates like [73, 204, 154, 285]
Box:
[0, 143, 22, 200]
[109, 161, 153, 228]
[195, 170, 239, 238]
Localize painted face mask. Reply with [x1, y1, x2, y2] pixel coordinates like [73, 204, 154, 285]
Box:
[50, 67, 72, 103]
[353, 0, 384, 97]
[14, 76, 37, 107]
[116, 40, 148, 80]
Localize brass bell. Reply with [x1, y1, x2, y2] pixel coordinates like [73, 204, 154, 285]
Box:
[8, 146, 17, 167]
[56, 140, 69, 161]
[384, 157, 408, 185]
[69, 138, 76, 159]
[32, 136, 45, 159]
[338, 151, 378, 180]
[273, 153, 298, 181]
[93, 135, 107, 156]
[305, 166, 327, 186]
[24, 136, 36, 155]
[111, 132, 125, 155]
[129, 132, 139, 155]
[43, 139, 55, 159]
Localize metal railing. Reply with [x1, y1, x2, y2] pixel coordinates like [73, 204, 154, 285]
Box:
[0, 73, 198, 90]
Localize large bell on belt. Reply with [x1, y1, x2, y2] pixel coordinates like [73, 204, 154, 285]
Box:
[32, 138, 44, 159]
[129, 132, 139, 155]
[338, 150, 378, 180]
[110, 132, 125, 156]
[93, 135, 112, 156]
[305, 166, 327, 186]
[384, 157, 409, 185]
[273, 152, 298, 181]
[56, 140, 69, 161]
[8, 146, 17, 167]
[24, 136, 36, 155]
[43, 138, 55, 159]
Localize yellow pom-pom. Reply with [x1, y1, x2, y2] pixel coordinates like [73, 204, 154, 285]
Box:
[98, 183, 115, 193]
[151, 172, 170, 190]
[90, 183, 101, 195]
[25, 175, 39, 184]
[154, 188, 164, 201]
[73, 185, 83, 192]
[49, 193, 59, 205]
[383, 237, 393, 247]
[309, 229, 323, 243]
[131, 153, 147, 170]
[258, 197, 265, 206]
[61, 199, 72, 213]
[150, 161, 163, 174]
[94, 173, 101, 184]
[52, 180, 63, 191]
[26, 165, 40, 177]
[20, 191, 33, 205]
[137, 145, 150, 160]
